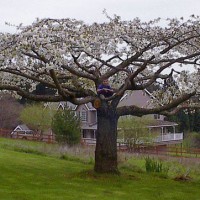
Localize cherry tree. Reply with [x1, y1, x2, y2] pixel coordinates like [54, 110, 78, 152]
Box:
[0, 14, 200, 173]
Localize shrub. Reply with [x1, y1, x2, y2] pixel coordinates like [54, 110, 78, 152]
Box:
[145, 156, 168, 177]
[183, 132, 200, 148]
[145, 156, 162, 173]
[52, 109, 81, 146]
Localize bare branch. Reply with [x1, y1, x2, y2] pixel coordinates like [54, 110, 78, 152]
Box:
[49, 69, 74, 97]
[0, 68, 56, 89]
[117, 91, 196, 117]
[72, 54, 97, 77]
[0, 84, 63, 102]
[61, 64, 96, 80]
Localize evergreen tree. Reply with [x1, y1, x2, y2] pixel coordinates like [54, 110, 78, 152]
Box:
[52, 109, 81, 145]
[193, 109, 200, 132]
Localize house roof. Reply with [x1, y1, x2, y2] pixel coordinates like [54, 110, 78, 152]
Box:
[147, 120, 178, 128]
[44, 101, 96, 111]
[118, 90, 153, 108]
[44, 89, 156, 111]
[14, 124, 32, 131]
[11, 124, 33, 134]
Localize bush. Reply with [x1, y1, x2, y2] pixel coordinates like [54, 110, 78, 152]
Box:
[183, 132, 200, 148]
[52, 109, 81, 146]
[145, 156, 162, 173]
[145, 156, 168, 177]
[191, 132, 200, 148]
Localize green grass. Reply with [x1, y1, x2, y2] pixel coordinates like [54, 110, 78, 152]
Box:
[0, 138, 200, 200]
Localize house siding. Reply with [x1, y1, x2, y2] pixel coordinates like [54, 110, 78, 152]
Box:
[45, 90, 182, 144]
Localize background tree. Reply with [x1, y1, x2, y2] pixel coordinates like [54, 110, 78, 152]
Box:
[0, 93, 23, 129]
[193, 109, 200, 132]
[118, 116, 154, 150]
[51, 109, 81, 145]
[168, 110, 190, 132]
[20, 104, 55, 134]
[183, 131, 200, 149]
[1, 14, 200, 173]
[168, 108, 200, 132]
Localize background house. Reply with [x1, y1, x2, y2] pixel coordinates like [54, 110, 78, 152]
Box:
[11, 124, 34, 139]
[11, 124, 33, 135]
[118, 90, 183, 144]
[7, 88, 183, 145]
[52, 89, 183, 145]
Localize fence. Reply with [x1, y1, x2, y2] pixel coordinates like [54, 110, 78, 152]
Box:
[1, 130, 200, 159]
[0, 129, 11, 138]
[123, 145, 200, 158]
[0, 129, 55, 143]
[82, 137, 200, 159]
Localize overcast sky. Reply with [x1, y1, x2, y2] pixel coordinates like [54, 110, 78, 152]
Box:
[1, 0, 200, 33]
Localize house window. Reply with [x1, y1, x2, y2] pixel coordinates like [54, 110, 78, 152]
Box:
[80, 109, 87, 122]
[154, 114, 160, 120]
[82, 130, 87, 138]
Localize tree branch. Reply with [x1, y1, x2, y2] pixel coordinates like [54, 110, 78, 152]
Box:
[0, 84, 63, 102]
[0, 68, 55, 89]
[117, 91, 196, 117]
[49, 69, 74, 98]
[61, 64, 96, 80]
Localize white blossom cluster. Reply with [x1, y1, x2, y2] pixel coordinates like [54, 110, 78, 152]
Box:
[177, 70, 200, 94]
[0, 15, 200, 105]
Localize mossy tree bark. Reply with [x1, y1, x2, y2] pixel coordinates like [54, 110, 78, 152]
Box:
[94, 101, 119, 173]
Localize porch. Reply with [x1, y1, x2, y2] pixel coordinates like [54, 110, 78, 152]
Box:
[81, 120, 183, 145]
[82, 132, 183, 146]
[154, 132, 183, 143]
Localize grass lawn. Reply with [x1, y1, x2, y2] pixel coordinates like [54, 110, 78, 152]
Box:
[0, 138, 200, 200]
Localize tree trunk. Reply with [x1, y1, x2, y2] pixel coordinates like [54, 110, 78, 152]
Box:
[94, 101, 119, 173]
